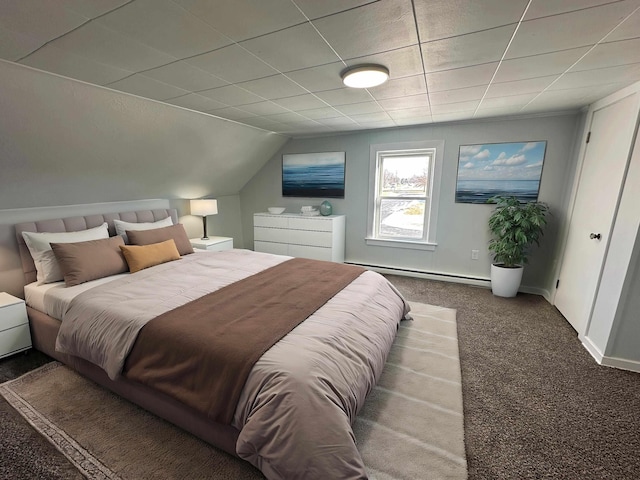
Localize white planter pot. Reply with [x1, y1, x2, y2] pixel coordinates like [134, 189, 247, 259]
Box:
[491, 264, 524, 297]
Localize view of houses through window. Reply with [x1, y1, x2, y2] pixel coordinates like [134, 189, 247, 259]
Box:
[375, 150, 432, 241]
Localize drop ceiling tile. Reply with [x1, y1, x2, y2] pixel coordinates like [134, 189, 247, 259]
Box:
[388, 107, 433, 120]
[493, 47, 590, 82]
[485, 76, 557, 98]
[297, 107, 344, 119]
[356, 119, 398, 129]
[0, 27, 47, 61]
[284, 62, 346, 92]
[241, 117, 288, 130]
[336, 102, 384, 115]
[427, 63, 498, 92]
[314, 88, 374, 106]
[431, 111, 477, 123]
[97, 0, 231, 58]
[241, 23, 341, 72]
[429, 86, 487, 105]
[199, 84, 265, 106]
[320, 117, 359, 128]
[237, 75, 308, 100]
[173, 0, 306, 42]
[506, 1, 639, 59]
[186, 44, 278, 84]
[48, 22, 176, 71]
[165, 93, 227, 111]
[143, 61, 228, 92]
[369, 75, 426, 100]
[237, 101, 291, 116]
[0, 0, 88, 46]
[350, 112, 393, 123]
[422, 24, 517, 73]
[312, 0, 418, 59]
[548, 63, 640, 90]
[414, 0, 529, 42]
[394, 116, 432, 126]
[524, 0, 624, 20]
[480, 93, 537, 109]
[58, 0, 130, 18]
[431, 101, 480, 114]
[474, 106, 524, 118]
[273, 94, 328, 110]
[571, 38, 640, 71]
[344, 45, 424, 79]
[262, 112, 309, 124]
[207, 106, 258, 121]
[279, 119, 325, 129]
[606, 7, 640, 41]
[107, 74, 190, 101]
[20, 44, 133, 85]
[377, 95, 431, 110]
[295, 0, 376, 19]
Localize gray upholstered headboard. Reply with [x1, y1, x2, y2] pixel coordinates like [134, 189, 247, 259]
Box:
[14, 208, 178, 286]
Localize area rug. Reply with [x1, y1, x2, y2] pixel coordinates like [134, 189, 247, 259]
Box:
[0, 302, 466, 480]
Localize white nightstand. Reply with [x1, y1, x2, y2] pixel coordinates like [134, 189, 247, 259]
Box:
[0, 292, 32, 359]
[190, 236, 234, 252]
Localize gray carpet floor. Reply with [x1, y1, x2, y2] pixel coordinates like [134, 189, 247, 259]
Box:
[1, 276, 639, 479]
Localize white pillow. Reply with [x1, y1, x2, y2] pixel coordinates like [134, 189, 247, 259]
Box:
[114, 217, 174, 244]
[22, 223, 109, 284]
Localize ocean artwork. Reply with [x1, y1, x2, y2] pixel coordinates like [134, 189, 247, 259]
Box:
[282, 152, 345, 198]
[455, 141, 547, 204]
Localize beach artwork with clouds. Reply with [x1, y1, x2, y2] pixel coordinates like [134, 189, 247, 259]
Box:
[455, 141, 547, 204]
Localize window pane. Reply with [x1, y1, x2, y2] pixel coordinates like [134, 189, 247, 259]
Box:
[379, 199, 425, 239]
[381, 155, 428, 197]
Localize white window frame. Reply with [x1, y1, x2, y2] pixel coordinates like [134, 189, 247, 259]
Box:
[366, 140, 444, 251]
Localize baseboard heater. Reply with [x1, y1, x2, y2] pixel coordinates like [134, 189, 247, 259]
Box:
[344, 262, 491, 288]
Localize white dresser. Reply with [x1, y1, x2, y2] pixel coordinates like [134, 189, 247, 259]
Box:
[0, 292, 32, 359]
[254, 213, 346, 262]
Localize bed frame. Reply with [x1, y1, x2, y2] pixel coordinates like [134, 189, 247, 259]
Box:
[14, 208, 241, 457]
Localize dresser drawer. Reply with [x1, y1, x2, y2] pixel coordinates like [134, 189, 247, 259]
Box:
[254, 241, 289, 256]
[255, 227, 332, 247]
[288, 217, 333, 232]
[254, 214, 289, 228]
[288, 244, 332, 261]
[0, 324, 32, 359]
[0, 297, 28, 331]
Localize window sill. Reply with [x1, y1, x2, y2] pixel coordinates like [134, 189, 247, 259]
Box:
[365, 238, 437, 251]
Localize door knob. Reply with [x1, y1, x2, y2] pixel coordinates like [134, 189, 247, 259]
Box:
[590, 233, 601, 240]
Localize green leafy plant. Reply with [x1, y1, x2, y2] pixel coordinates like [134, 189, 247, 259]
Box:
[487, 196, 549, 268]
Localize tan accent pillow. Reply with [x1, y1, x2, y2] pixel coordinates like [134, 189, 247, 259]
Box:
[51, 236, 128, 287]
[126, 224, 194, 256]
[119, 239, 181, 273]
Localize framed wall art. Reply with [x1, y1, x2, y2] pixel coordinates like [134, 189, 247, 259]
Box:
[455, 141, 547, 204]
[282, 152, 345, 198]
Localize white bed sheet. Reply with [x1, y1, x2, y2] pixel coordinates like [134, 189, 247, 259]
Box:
[24, 274, 129, 320]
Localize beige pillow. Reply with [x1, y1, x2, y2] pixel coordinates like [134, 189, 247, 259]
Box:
[51, 236, 128, 287]
[113, 217, 174, 243]
[22, 223, 110, 284]
[126, 224, 194, 256]
[119, 239, 181, 273]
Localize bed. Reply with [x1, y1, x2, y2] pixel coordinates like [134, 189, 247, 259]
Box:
[14, 208, 409, 479]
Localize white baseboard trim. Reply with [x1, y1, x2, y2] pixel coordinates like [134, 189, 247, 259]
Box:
[347, 263, 492, 288]
[581, 336, 640, 373]
[519, 285, 551, 302]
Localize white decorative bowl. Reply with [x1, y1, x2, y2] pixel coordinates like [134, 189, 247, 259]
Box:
[268, 207, 286, 214]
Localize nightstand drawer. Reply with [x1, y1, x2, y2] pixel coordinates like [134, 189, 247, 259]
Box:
[190, 237, 233, 251]
[0, 324, 32, 359]
[0, 294, 29, 330]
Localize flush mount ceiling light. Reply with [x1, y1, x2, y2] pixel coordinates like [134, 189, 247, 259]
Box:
[341, 64, 389, 88]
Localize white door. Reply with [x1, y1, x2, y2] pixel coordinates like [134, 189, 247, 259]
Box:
[554, 93, 639, 334]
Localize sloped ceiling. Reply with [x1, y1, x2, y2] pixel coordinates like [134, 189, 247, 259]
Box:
[2, 0, 640, 137]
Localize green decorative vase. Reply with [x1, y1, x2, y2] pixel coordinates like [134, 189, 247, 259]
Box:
[319, 200, 333, 216]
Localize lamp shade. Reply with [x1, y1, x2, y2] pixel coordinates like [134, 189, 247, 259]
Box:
[190, 199, 218, 216]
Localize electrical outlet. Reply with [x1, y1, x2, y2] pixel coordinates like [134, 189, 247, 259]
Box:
[471, 249, 479, 260]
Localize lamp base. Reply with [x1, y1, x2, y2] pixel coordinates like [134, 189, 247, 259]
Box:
[201, 236, 209, 240]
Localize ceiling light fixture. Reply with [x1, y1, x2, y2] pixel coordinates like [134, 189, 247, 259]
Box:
[341, 64, 389, 89]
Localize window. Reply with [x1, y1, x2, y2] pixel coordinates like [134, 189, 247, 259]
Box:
[367, 140, 444, 250]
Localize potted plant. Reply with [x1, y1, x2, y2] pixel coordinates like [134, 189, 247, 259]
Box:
[487, 196, 549, 297]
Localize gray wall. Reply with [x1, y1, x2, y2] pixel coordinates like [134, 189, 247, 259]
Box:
[0, 60, 288, 242]
[240, 114, 580, 294]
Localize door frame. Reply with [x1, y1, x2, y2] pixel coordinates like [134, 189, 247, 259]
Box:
[551, 82, 640, 342]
